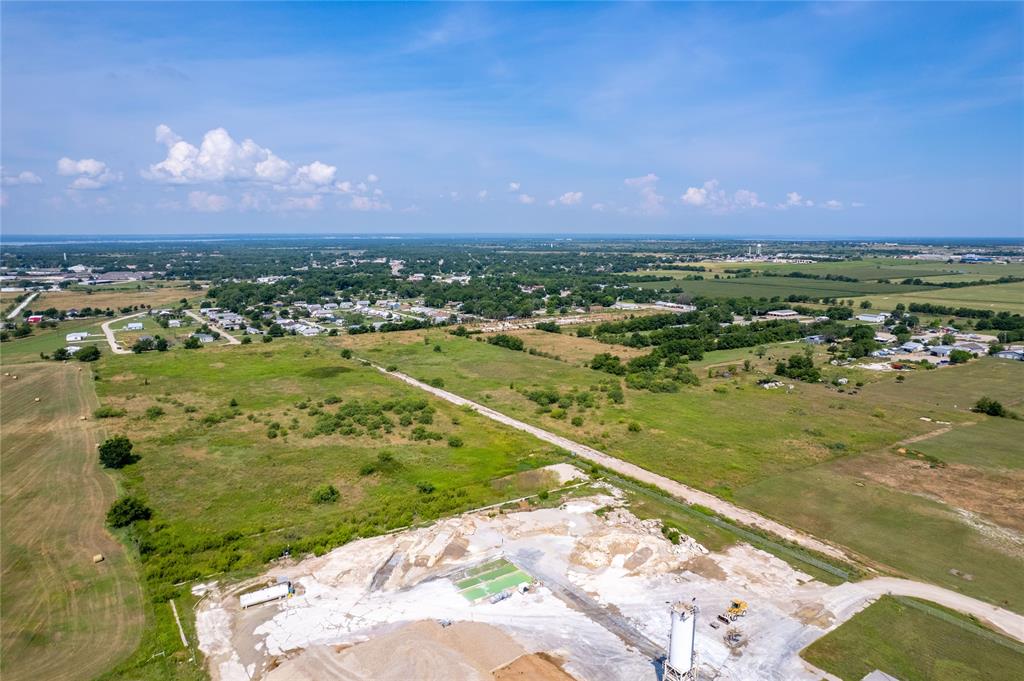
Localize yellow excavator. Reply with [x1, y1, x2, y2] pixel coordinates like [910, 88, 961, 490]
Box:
[726, 599, 748, 621]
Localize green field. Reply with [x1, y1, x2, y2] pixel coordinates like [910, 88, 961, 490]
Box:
[0, 365, 144, 681]
[349, 332, 1024, 609]
[802, 596, 1024, 681]
[913, 418, 1024, 470]
[1, 318, 108, 364]
[852, 280, 1024, 315]
[630, 274, 924, 298]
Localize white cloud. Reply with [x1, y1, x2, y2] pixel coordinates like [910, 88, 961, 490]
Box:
[624, 173, 664, 215]
[824, 199, 843, 210]
[350, 195, 390, 212]
[477, 190, 488, 201]
[851, 201, 865, 208]
[591, 202, 606, 212]
[57, 157, 121, 190]
[366, 173, 379, 183]
[518, 193, 535, 205]
[187, 190, 230, 212]
[144, 124, 326, 186]
[682, 180, 764, 212]
[1, 168, 42, 186]
[292, 161, 337, 191]
[733, 189, 765, 208]
[336, 181, 353, 193]
[558, 191, 583, 206]
[777, 191, 814, 209]
[508, 181, 520, 192]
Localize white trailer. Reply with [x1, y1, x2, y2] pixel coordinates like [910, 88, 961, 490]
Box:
[240, 582, 291, 609]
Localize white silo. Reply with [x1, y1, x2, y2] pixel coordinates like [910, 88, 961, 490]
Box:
[664, 600, 697, 681]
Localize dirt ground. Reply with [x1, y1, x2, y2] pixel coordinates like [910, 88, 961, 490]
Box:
[846, 453, 1024, 540]
[196, 489, 887, 681]
[0, 364, 144, 681]
[502, 329, 646, 364]
[494, 653, 578, 681]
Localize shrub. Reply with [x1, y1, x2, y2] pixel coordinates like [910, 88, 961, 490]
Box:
[627, 421, 641, 432]
[973, 397, 1007, 417]
[311, 484, 340, 504]
[241, 336, 252, 345]
[571, 415, 584, 427]
[416, 481, 436, 494]
[949, 349, 972, 364]
[94, 405, 126, 418]
[538, 490, 550, 500]
[340, 349, 353, 359]
[487, 334, 524, 351]
[106, 495, 152, 528]
[183, 336, 201, 350]
[144, 406, 165, 419]
[98, 435, 135, 468]
[447, 436, 464, 448]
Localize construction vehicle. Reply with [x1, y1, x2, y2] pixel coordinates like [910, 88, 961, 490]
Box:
[726, 599, 748, 621]
[716, 614, 731, 625]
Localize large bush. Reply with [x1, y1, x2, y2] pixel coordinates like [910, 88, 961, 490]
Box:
[106, 495, 152, 528]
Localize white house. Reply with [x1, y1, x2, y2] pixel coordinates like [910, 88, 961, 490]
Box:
[766, 309, 798, 318]
[168, 319, 182, 328]
[65, 345, 82, 354]
[856, 313, 889, 324]
[125, 322, 144, 331]
[65, 332, 89, 342]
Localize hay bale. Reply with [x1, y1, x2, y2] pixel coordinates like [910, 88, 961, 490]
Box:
[93, 554, 105, 563]
[34, 397, 40, 402]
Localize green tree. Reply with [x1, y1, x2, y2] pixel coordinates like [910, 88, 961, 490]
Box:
[948, 349, 972, 364]
[973, 397, 1007, 417]
[98, 435, 135, 468]
[74, 345, 101, 362]
[183, 335, 201, 349]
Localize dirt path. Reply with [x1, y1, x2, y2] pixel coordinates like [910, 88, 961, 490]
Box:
[5, 291, 38, 320]
[376, 366, 849, 562]
[184, 309, 241, 345]
[100, 311, 146, 354]
[898, 424, 955, 446]
[0, 364, 144, 680]
[848, 577, 1024, 642]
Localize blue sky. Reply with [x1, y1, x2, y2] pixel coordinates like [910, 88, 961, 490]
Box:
[1, 1, 1021, 237]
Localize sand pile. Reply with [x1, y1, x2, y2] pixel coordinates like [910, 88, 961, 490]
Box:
[265, 620, 523, 681]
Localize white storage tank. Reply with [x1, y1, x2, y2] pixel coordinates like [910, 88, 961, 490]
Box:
[240, 582, 291, 609]
[665, 600, 696, 680]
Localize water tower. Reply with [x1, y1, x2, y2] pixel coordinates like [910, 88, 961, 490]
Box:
[664, 600, 697, 681]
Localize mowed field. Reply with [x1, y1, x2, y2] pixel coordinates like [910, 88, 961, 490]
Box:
[629, 274, 928, 298]
[344, 330, 1024, 609]
[0, 364, 143, 681]
[851, 280, 1024, 314]
[802, 596, 1024, 681]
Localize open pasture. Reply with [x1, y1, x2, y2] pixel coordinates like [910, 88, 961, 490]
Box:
[852, 280, 1024, 315]
[92, 339, 564, 590]
[0, 365, 143, 681]
[1, 318, 108, 365]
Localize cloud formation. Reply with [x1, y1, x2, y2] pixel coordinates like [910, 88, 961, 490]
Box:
[57, 157, 121, 190]
[624, 173, 664, 215]
[558, 191, 583, 206]
[517, 193, 535, 204]
[1, 168, 42, 186]
[508, 181, 520, 192]
[681, 180, 764, 212]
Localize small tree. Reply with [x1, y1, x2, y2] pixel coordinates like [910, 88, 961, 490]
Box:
[106, 495, 152, 528]
[183, 335, 201, 349]
[948, 349, 972, 364]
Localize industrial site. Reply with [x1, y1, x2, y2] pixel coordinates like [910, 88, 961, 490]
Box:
[193, 465, 947, 681]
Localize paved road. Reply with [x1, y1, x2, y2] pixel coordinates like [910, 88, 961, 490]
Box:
[377, 366, 849, 562]
[376, 366, 1024, 644]
[183, 310, 240, 345]
[6, 291, 38, 320]
[100, 312, 147, 355]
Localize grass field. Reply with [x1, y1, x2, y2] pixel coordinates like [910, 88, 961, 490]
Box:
[912, 418, 1024, 470]
[851, 280, 1024, 315]
[0, 364, 144, 681]
[802, 596, 1024, 681]
[347, 331, 1024, 608]
[629, 274, 925, 298]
